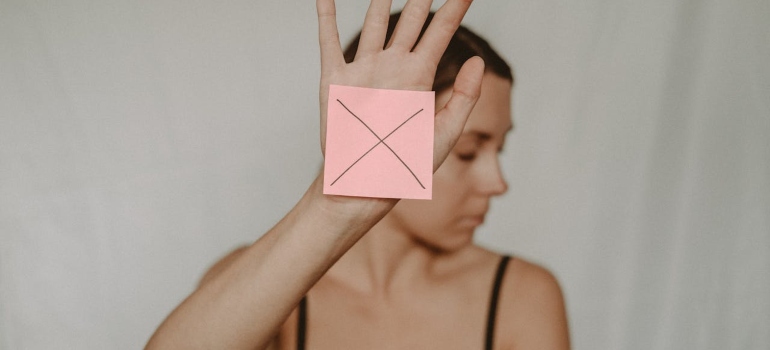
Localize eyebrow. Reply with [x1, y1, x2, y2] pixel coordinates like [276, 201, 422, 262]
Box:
[466, 131, 493, 141]
[463, 126, 514, 141]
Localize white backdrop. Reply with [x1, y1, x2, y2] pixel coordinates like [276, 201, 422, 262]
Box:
[1, 0, 768, 349]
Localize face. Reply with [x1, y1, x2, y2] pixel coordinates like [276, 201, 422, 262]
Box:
[382, 73, 513, 252]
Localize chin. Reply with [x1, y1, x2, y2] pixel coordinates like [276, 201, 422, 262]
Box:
[420, 228, 476, 254]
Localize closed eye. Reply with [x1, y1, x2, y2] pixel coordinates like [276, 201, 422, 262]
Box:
[457, 153, 477, 161]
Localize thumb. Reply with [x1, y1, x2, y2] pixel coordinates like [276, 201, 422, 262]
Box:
[432, 56, 485, 171]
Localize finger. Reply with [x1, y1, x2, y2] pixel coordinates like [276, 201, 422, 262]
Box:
[433, 56, 484, 171]
[317, 0, 345, 71]
[356, 0, 393, 58]
[414, 0, 472, 63]
[386, 0, 433, 51]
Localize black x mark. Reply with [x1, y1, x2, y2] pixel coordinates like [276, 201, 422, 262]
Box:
[330, 99, 426, 189]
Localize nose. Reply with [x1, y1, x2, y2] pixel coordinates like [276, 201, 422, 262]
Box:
[477, 156, 508, 196]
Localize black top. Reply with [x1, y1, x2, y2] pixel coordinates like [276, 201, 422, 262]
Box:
[297, 255, 512, 350]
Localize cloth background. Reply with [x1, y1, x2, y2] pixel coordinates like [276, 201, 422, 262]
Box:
[1, 0, 768, 349]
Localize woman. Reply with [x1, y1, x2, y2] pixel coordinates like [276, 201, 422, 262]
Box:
[146, 0, 569, 349]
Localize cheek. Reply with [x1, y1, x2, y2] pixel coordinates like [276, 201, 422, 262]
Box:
[420, 160, 469, 214]
[432, 155, 472, 202]
[388, 160, 468, 230]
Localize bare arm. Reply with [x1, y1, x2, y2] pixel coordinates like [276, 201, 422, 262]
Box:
[147, 178, 395, 349]
[145, 1, 484, 349]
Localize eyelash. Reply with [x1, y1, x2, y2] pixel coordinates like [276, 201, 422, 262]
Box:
[457, 146, 506, 162]
[457, 153, 477, 161]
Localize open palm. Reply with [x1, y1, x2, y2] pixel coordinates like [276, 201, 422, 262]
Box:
[317, 0, 484, 172]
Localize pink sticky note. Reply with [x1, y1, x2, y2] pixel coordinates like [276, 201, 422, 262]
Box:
[323, 84, 435, 199]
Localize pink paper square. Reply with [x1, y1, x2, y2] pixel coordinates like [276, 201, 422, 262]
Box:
[323, 84, 434, 199]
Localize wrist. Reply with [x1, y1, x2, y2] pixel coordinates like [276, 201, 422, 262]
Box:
[304, 172, 398, 227]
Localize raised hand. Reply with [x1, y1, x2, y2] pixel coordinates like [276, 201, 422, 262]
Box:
[317, 0, 483, 171]
[145, 3, 482, 349]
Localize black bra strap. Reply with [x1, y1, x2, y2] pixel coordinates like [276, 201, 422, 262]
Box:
[297, 256, 511, 350]
[297, 295, 308, 350]
[485, 255, 511, 350]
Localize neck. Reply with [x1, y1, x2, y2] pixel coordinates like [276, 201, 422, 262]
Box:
[326, 214, 444, 297]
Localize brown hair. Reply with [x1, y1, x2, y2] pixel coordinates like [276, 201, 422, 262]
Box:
[343, 11, 514, 93]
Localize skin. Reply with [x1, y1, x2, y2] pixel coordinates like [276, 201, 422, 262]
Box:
[381, 73, 513, 253]
[146, 1, 484, 349]
[200, 74, 570, 350]
[146, 0, 569, 349]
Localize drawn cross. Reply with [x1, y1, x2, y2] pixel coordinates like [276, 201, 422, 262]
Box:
[330, 99, 426, 189]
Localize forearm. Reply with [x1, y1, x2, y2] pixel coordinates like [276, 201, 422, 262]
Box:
[145, 175, 396, 350]
[147, 0, 482, 345]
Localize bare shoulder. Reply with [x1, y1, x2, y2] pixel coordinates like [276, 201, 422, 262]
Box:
[506, 258, 564, 305]
[498, 257, 570, 350]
